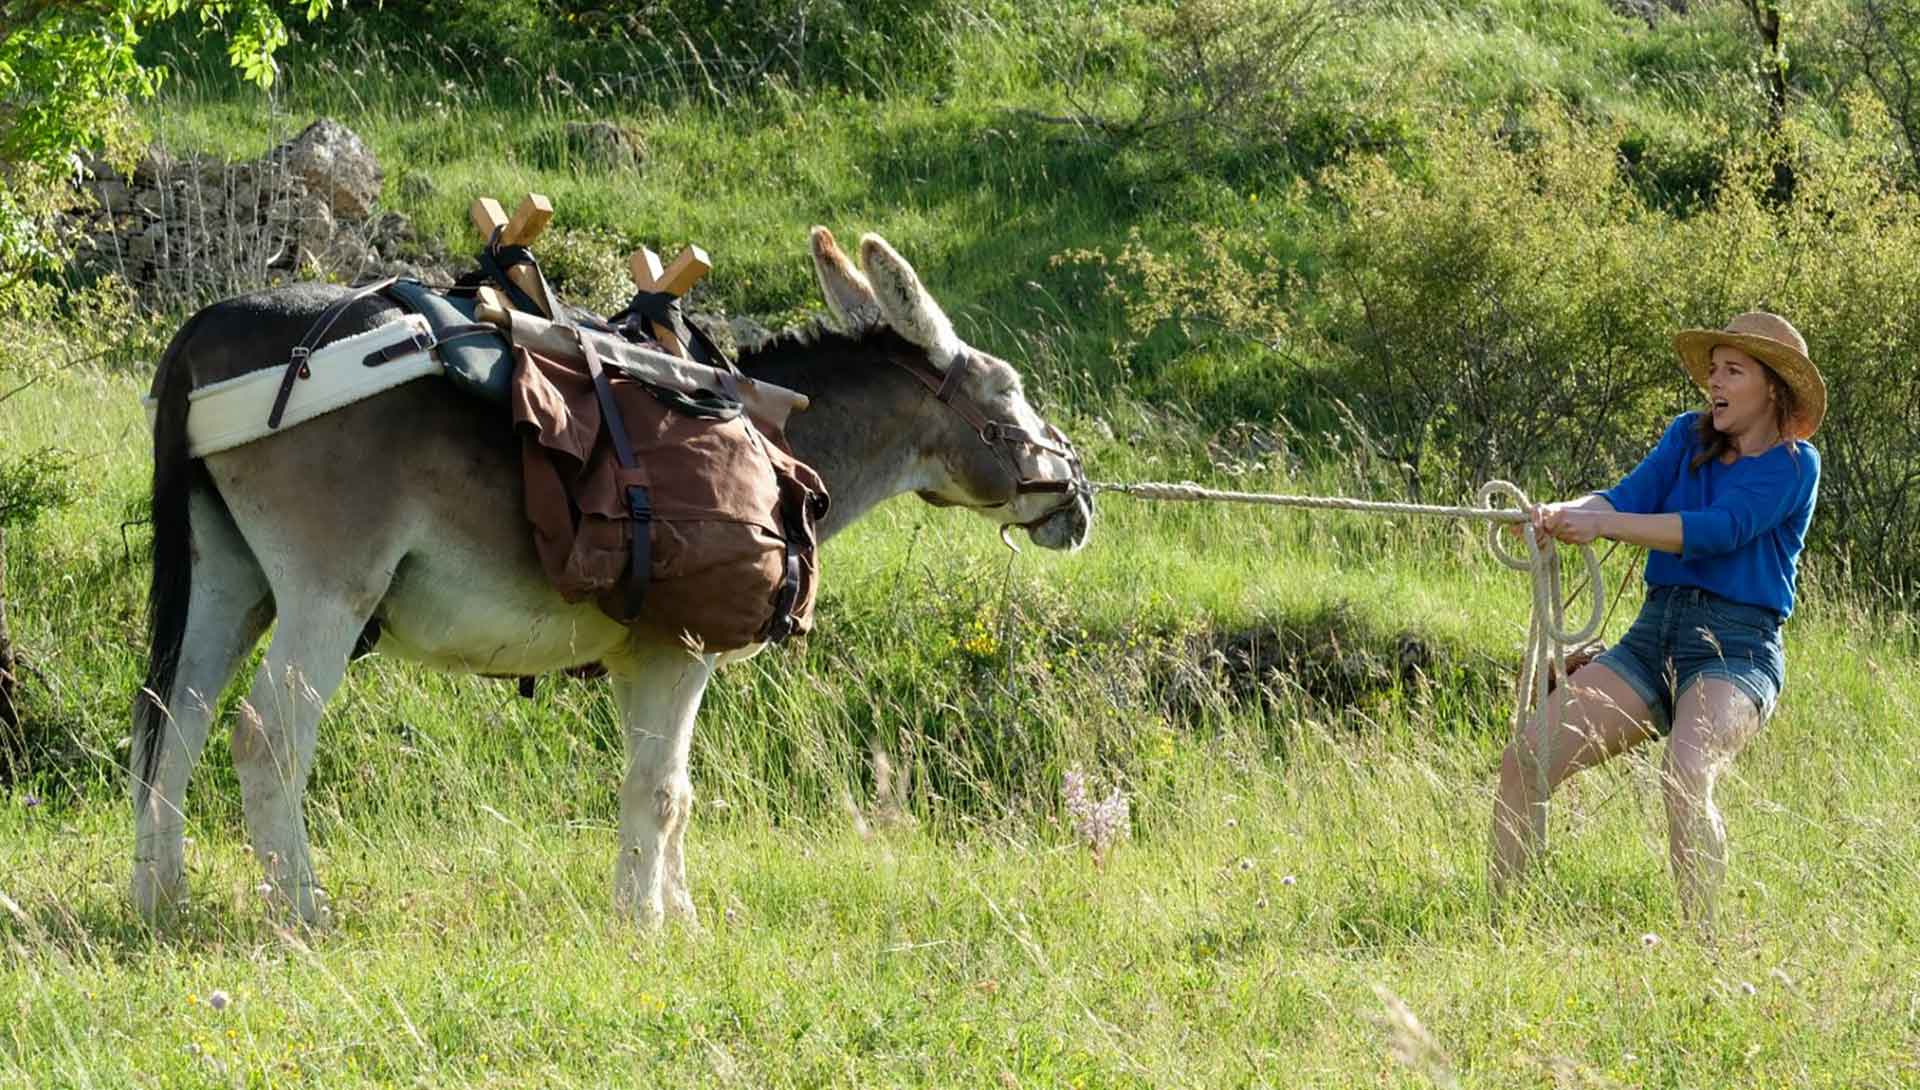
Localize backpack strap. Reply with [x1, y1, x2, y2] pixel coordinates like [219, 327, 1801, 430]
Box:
[575, 324, 653, 623]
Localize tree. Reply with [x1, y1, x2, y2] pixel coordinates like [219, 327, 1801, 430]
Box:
[1740, 0, 1792, 130]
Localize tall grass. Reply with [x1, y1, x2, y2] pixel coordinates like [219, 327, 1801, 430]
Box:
[6, 2, 1920, 1085]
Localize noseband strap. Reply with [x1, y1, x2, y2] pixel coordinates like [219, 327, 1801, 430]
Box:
[892, 350, 1088, 502]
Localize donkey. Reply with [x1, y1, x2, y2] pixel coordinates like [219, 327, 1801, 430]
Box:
[133, 228, 1092, 928]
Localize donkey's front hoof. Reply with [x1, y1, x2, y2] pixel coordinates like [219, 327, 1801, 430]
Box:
[665, 887, 701, 930]
[131, 859, 187, 923]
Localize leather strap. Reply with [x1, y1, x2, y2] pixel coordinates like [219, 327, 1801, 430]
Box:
[269, 276, 399, 428]
[577, 322, 652, 621]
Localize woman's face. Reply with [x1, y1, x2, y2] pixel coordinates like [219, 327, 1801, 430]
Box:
[1706, 345, 1779, 442]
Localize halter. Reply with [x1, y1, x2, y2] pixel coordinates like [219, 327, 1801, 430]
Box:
[891, 348, 1090, 515]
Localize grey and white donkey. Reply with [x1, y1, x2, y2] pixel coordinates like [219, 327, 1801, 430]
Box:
[133, 228, 1092, 928]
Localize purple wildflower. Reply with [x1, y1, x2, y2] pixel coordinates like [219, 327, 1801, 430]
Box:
[1063, 766, 1131, 862]
[22, 795, 40, 808]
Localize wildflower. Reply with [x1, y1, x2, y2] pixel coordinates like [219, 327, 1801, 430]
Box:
[1739, 980, 1757, 997]
[21, 795, 39, 809]
[1062, 766, 1131, 862]
[1224, 817, 1238, 829]
[1640, 932, 1660, 949]
[209, 991, 230, 1012]
[1281, 874, 1297, 887]
[256, 882, 274, 898]
[1237, 858, 1254, 872]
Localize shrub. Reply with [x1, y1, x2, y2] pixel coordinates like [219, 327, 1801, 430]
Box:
[1310, 104, 1682, 502]
[1314, 95, 1920, 599]
[1072, 94, 1920, 600]
[1040, 0, 1350, 154]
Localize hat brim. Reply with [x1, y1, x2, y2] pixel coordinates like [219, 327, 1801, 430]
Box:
[1672, 329, 1827, 440]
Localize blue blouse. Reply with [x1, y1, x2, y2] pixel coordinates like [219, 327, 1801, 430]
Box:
[1597, 412, 1820, 618]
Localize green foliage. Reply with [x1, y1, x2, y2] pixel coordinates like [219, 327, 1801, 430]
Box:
[0, 1, 333, 169]
[283, 0, 976, 100]
[0, 449, 76, 529]
[1310, 105, 1684, 502]
[1835, 0, 1920, 174]
[1042, 0, 1350, 155]
[1311, 95, 1920, 595]
[3, 9, 1920, 1082]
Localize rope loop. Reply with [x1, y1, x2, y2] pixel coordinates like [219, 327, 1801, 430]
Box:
[1090, 476, 1614, 846]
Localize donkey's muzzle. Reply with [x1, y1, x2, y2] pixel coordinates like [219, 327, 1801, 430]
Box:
[1025, 487, 1093, 552]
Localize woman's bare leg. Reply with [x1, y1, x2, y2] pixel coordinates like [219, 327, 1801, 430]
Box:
[1664, 678, 1765, 929]
[1491, 662, 1659, 899]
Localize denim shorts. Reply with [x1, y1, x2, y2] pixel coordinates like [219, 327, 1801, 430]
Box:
[1590, 585, 1786, 734]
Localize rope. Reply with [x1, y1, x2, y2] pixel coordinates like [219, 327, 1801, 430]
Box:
[1091, 478, 1605, 846]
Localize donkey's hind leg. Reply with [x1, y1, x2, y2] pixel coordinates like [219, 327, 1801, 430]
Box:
[132, 488, 272, 920]
[231, 587, 382, 926]
[609, 647, 716, 929]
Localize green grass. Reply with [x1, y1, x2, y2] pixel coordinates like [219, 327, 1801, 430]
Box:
[5, 356, 1920, 1086]
[7, 2, 1920, 1085]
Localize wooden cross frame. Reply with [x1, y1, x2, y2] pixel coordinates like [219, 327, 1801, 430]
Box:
[469, 193, 555, 318]
[627, 244, 710, 359]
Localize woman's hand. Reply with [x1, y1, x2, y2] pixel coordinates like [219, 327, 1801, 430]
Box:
[1530, 501, 1607, 546]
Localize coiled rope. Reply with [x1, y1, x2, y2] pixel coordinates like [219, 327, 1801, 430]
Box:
[1092, 479, 1605, 840]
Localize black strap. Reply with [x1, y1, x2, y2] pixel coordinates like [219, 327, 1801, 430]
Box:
[270, 276, 400, 428]
[578, 326, 652, 621]
[609, 289, 730, 371]
[475, 235, 550, 317]
[762, 508, 805, 644]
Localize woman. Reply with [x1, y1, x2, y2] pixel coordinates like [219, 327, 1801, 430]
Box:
[1490, 310, 1824, 924]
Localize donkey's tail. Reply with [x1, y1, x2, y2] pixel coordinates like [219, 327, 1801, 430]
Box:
[134, 308, 210, 810]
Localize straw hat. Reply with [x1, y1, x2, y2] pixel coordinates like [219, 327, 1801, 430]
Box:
[1672, 311, 1826, 440]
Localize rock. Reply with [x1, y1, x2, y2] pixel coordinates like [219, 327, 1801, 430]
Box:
[564, 121, 645, 171]
[128, 221, 166, 264]
[725, 315, 778, 354]
[367, 211, 416, 254]
[318, 234, 377, 278]
[133, 187, 169, 219]
[267, 118, 382, 219]
[91, 177, 131, 212]
[133, 145, 179, 185]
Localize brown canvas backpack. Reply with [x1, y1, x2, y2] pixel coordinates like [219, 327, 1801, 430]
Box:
[509, 343, 827, 652]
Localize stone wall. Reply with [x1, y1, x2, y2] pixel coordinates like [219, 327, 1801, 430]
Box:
[69, 119, 451, 307]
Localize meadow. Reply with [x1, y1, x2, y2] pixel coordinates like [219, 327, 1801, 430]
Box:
[5, 1, 1920, 1086]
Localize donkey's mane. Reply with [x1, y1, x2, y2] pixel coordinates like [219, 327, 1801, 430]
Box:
[737, 322, 925, 397]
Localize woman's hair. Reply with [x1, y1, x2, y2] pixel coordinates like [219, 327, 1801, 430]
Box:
[1690, 365, 1800, 470]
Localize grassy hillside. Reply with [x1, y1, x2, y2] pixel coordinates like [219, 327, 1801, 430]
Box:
[6, 1, 1920, 1086]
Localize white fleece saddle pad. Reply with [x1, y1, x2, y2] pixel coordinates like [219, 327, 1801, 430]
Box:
[143, 316, 443, 458]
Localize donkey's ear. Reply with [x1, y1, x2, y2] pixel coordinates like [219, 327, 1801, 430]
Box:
[859, 233, 964, 364]
[810, 226, 882, 333]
